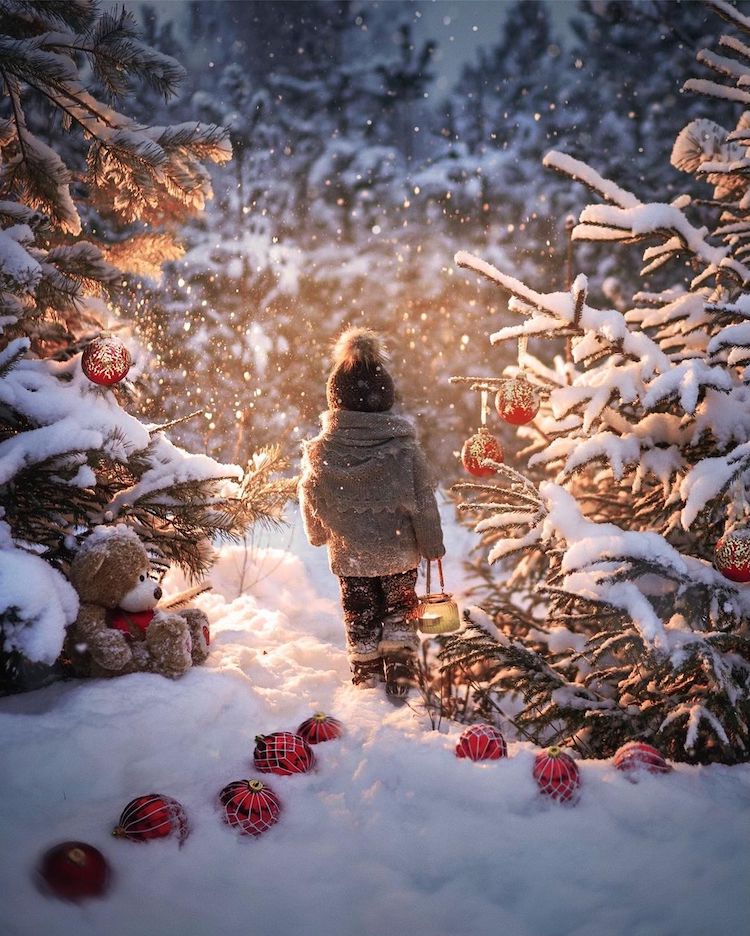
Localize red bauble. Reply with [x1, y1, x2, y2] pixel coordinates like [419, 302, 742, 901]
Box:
[219, 779, 282, 836]
[461, 427, 504, 477]
[533, 746, 581, 803]
[495, 378, 540, 425]
[613, 741, 671, 778]
[297, 712, 344, 744]
[81, 333, 132, 386]
[113, 794, 189, 845]
[37, 841, 111, 902]
[254, 731, 316, 775]
[455, 724, 508, 761]
[715, 529, 750, 583]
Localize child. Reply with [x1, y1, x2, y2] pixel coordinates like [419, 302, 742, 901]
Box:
[298, 327, 445, 701]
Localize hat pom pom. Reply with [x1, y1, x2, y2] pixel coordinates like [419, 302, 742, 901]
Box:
[332, 327, 389, 370]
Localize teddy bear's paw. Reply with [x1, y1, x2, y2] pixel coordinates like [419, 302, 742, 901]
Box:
[129, 642, 153, 671]
[180, 609, 210, 665]
[146, 614, 192, 678]
[92, 631, 134, 672]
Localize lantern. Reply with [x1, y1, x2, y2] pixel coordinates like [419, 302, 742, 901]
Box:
[417, 559, 460, 634]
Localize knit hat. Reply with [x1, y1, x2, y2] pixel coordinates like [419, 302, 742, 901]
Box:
[326, 327, 395, 412]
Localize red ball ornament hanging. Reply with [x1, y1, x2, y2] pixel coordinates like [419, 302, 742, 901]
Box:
[112, 794, 189, 845]
[495, 377, 540, 425]
[714, 529, 750, 583]
[297, 712, 344, 744]
[613, 741, 671, 778]
[533, 746, 581, 803]
[81, 332, 132, 386]
[455, 724, 508, 761]
[461, 427, 504, 477]
[254, 731, 316, 775]
[36, 841, 111, 902]
[219, 779, 282, 836]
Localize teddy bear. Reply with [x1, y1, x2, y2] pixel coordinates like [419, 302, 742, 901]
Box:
[64, 525, 210, 679]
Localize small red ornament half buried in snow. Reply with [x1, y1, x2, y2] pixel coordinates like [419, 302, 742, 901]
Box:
[461, 427, 504, 477]
[613, 741, 671, 778]
[714, 529, 750, 583]
[495, 377, 540, 426]
[36, 841, 111, 902]
[219, 779, 282, 836]
[81, 332, 132, 386]
[533, 746, 581, 803]
[297, 712, 343, 744]
[455, 724, 508, 761]
[112, 794, 189, 845]
[254, 731, 316, 775]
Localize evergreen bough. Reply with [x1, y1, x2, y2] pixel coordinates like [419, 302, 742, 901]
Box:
[0, 0, 295, 693]
[447, 0, 750, 765]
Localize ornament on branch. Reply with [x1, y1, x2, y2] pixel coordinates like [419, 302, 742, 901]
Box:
[112, 794, 189, 845]
[714, 529, 750, 583]
[613, 741, 671, 778]
[455, 724, 508, 761]
[219, 779, 282, 836]
[253, 731, 316, 775]
[533, 747, 580, 803]
[297, 713, 343, 744]
[36, 842, 111, 902]
[495, 377, 540, 426]
[81, 332, 132, 386]
[461, 427, 504, 477]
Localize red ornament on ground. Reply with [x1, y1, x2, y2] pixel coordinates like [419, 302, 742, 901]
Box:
[297, 712, 343, 744]
[613, 741, 671, 778]
[495, 378, 540, 425]
[112, 794, 189, 845]
[254, 731, 316, 775]
[714, 529, 750, 583]
[219, 779, 282, 836]
[81, 332, 132, 386]
[36, 841, 111, 902]
[461, 427, 504, 477]
[533, 746, 580, 803]
[455, 724, 508, 761]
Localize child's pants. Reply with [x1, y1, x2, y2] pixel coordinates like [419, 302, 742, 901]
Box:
[338, 569, 419, 667]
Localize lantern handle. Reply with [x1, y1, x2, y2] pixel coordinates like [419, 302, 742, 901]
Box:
[425, 558, 445, 594]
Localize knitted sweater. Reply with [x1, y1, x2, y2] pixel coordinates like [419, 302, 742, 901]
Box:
[299, 409, 445, 577]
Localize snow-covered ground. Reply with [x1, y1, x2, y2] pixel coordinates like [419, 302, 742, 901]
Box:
[1, 504, 749, 936]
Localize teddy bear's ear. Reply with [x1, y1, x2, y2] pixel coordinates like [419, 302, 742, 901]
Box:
[82, 548, 108, 578]
[70, 543, 108, 588]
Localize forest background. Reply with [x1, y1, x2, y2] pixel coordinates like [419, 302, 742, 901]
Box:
[103, 0, 730, 473]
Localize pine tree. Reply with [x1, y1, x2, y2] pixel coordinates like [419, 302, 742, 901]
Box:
[0, 1, 295, 692]
[444, 0, 750, 765]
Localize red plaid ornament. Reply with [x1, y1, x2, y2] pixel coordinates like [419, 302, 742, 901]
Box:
[455, 724, 508, 761]
[533, 747, 580, 803]
[112, 794, 189, 845]
[297, 712, 343, 744]
[81, 333, 131, 386]
[613, 741, 671, 777]
[219, 779, 282, 836]
[36, 842, 111, 902]
[254, 731, 315, 775]
[715, 529, 750, 583]
[461, 427, 504, 477]
[495, 378, 540, 425]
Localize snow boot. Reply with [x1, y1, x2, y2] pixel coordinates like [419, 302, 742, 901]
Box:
[351, 657, 383, 689]
[383, 652, 417, 703]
